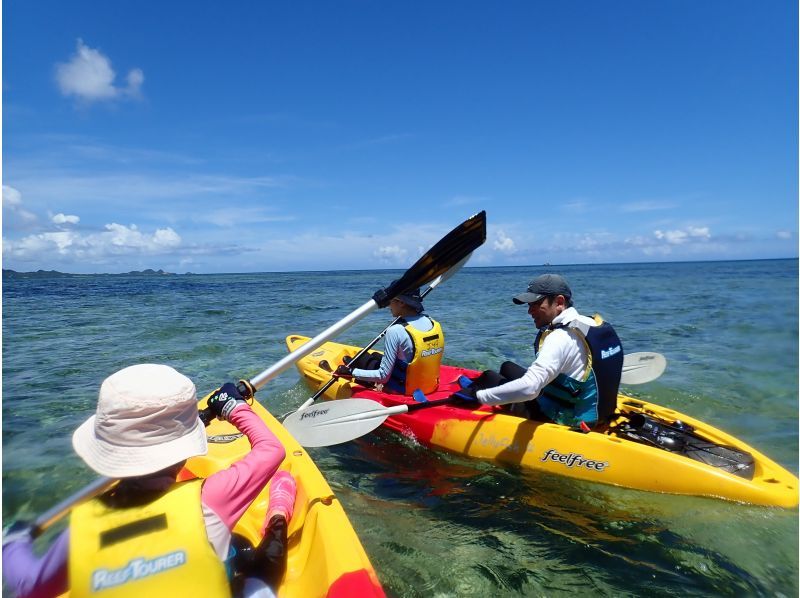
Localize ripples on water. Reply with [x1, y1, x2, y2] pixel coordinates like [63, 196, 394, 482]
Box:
[3, 260, 797, 596]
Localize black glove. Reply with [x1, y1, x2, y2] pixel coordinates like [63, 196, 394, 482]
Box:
[2, 520, 33, 547]
[207, 382, 247, 421]
[333, 365, 353, 379]
[449, 384, 479, 406]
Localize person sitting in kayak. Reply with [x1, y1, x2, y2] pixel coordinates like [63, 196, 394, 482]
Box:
[2, 364, 296, 598]
[334, 286, 445, 395]
[457, 274, 623, 428]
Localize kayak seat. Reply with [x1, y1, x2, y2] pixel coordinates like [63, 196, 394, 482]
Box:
[342, 352, 383, 389]
[345, 352, 383, 371]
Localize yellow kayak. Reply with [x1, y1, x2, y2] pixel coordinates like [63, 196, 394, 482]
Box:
[287, 334, 798, 508]
[183, 395, 385, 597]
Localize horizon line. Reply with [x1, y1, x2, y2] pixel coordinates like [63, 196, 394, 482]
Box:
[3, 256, 797, 277]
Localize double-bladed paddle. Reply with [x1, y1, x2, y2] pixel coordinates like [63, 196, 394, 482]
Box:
[248, 210, 486, 392]
[620, 351, 666, 383]
[18, 211, 487, 539]
[282, 351, 668, 448]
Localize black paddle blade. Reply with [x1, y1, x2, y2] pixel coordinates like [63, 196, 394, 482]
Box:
[373, 210, 487, 307]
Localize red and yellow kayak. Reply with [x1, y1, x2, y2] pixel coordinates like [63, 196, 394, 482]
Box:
[184, 393, 385, 597]
[287, 334, 798, 508]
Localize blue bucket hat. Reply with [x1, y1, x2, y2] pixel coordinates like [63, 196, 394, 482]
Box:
[391, 283, 424, 313]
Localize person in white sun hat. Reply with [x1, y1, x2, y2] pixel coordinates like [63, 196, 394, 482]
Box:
[2, 363, 297, 598]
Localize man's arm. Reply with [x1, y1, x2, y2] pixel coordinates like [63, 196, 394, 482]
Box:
[476, 330, 574, 406]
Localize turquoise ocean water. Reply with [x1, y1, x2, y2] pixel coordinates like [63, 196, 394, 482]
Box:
[3, 259, 798, 596]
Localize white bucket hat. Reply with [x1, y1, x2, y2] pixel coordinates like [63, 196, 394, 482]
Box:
[72, 364, 208, 478]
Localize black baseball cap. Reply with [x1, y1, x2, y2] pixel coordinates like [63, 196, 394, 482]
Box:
[512, 274, 572, 305]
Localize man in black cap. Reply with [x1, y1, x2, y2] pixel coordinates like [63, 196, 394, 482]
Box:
[334, 287, 445, 395]
[461, 274, 623, 428]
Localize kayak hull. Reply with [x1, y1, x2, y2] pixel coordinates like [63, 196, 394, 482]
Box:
[185, 394, 384, 597]
[287, 334, 798, 508]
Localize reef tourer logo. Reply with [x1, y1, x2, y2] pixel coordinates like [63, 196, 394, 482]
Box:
[92, 550, 186, 591]
[421, 347, 443, 357]
[300, 407, 329, 421]
[541, 449, 609, 472]
[600, 345, 621, 359]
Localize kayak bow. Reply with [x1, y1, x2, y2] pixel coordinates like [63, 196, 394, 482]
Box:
[186, 396, 385, 597]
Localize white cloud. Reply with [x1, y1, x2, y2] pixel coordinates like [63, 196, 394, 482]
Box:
[687, 226, 710, 239]
[654, 226, 710, 245]
[52, 213, 80, 225]
[3, 185, 38, 225]
[654, 229, 688, 244]
[374, 245, 408, 264]
[776, 230, 792, 239]
[55, 39, 144, 103]
[126, 68, 145, 98]
[6, 223, 181, 262]
[3, 185, 22, 206]
[152, 227, 181, 246]
[493, 229, 516, 254]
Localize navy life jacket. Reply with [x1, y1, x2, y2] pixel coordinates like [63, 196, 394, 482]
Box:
[534, 315, 623, 425]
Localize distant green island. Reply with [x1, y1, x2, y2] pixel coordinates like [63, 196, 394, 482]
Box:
[2, 269, 183, 278]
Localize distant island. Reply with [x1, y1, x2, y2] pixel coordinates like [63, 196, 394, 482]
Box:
[2, 269, 183, 278]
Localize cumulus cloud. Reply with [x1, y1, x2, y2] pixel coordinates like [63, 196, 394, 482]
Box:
[52, 213, 80, 225]
[55, 39, 144, 103]
[3, 185, 38, 226]
[6, 223, 181, 261]
[374, 245, 408, 264]
[3, 185, 22, 207]
[653, 226, 710, 245]
[493, 229, 516, 254]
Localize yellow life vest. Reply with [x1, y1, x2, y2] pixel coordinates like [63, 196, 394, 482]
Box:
[387, 317, 444, 394]
[69, 479, 231, 598]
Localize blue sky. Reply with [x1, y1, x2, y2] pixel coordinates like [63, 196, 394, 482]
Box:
[3, 1, 797, 273]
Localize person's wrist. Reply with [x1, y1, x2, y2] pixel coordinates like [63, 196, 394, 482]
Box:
[224, 400, 249, 420]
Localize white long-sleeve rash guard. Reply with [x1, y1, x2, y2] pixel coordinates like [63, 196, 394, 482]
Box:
[475, 307, 594, 406]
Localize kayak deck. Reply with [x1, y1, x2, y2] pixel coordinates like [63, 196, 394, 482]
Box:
[287, 334, 799, 508]
[184, 394, 384, 597]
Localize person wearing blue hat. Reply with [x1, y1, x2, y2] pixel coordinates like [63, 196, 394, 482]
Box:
[456, 274, 623, 428]
[334, 286, 445, 395]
